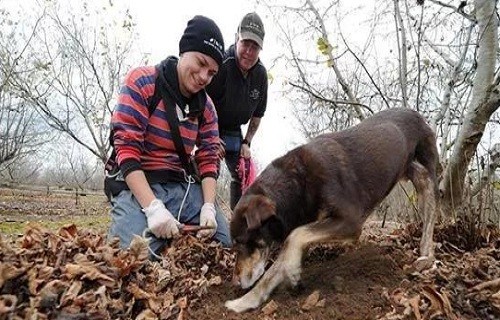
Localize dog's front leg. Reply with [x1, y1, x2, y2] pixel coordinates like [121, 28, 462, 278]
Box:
[225, 226, 309, 313]
[225, 253, 289, 313]
[225, 223, 334, 313]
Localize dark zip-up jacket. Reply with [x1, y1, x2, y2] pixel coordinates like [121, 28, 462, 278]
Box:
[206, 45, 268, 133]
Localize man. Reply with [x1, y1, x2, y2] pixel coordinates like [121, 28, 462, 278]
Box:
[207, 12, 268, 210]
[106, 15, 231, 258]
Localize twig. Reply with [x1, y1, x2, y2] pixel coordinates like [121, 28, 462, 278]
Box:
[470, 278, 500, 292]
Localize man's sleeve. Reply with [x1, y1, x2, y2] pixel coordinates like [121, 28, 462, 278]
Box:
[253, 70, 268, 118]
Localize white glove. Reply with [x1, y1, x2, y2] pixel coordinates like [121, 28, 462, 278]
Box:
[197, 203, 217, 238]
[142, 199, 180, 239]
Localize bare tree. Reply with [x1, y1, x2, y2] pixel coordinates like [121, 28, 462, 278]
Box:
[0, 155, 43, 185]
[0, 99, 46, 169]
[4, 0, 145, 164]
[439, 0, 500, 211]
[39, 143, 102, 191]
[0, 100, 32, 165]
[470, 143, 500, 197]
[260, 0, 373, 139]
[0, 6, 49, 176]
[259, 0, 500, 216]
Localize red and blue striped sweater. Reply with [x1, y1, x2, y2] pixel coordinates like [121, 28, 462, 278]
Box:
[111, 64, 220, 182]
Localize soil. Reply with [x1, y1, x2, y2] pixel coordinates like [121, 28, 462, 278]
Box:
[1, 186, 499, 320]
[193, 244, 406, 320]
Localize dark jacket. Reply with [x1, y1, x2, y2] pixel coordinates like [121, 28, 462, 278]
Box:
[206, 45, 268, 133]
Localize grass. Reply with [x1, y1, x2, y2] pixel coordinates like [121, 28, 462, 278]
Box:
[0, 215, 111, 236]
[0, 186, 111, 238]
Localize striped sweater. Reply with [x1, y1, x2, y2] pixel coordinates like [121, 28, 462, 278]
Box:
[111, 64, 220, 181]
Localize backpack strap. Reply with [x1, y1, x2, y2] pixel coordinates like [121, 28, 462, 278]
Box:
[155, 69, 197, 177]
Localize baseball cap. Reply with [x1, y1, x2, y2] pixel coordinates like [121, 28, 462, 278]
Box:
[238, 12, 265, 49]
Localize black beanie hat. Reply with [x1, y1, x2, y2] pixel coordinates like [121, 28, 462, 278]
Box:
[179, 15, 225, 66]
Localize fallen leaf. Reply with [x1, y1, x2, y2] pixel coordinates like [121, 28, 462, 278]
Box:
[0, 294, 17, 314]
[302, 290, 320, 311]
[0, 263, 26, 289]
[262, 299, 279, 315]
[127, 282, 151, 300]
[316, 298, 326, 308]
[135, 308, 157, 320]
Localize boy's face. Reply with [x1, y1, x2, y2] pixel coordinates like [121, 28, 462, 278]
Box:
[178, 51, 219, 97]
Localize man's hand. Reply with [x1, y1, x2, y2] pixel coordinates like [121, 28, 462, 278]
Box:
[197, 203, 217, 238]
[143, 199, 180, 238]
[240, 143, 251, 159]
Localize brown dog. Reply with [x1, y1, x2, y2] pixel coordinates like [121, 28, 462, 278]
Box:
[225, 108, 438, 313]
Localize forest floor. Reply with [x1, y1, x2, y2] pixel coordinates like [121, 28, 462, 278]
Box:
[1, 186, 499, 320]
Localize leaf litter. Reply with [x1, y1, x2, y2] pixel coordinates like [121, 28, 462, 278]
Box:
[0, 223, 233, 319]
[0, 201, 499, 319]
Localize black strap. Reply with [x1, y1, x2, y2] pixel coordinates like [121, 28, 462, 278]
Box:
[154, 69, 195, 176]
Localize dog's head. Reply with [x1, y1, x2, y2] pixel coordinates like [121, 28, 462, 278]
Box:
[230, 194, 285, 289]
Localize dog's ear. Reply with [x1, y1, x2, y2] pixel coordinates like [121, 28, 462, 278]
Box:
[244, 195, 276, 231]
[262, 215, 285, 242]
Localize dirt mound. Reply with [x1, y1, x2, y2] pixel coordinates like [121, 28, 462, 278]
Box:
[192, 244, 405, 320]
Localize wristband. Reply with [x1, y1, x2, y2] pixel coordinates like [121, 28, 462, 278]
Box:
[242, 139, 251, 147]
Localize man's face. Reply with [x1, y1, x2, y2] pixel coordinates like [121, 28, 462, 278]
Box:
[236, 39, 261, 73]
[177, 51, 219, 97]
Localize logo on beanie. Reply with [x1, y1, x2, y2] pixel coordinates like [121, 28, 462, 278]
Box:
[204, 38, 224, 57]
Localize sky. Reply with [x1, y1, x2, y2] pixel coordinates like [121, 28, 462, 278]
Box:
[126, 0, 305, 168]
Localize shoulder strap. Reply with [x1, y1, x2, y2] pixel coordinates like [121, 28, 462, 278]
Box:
[154, 70, 195, 175]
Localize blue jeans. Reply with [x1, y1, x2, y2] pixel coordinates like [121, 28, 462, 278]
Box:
[221, 135, 242, 209]
[108, 181, 232, 259]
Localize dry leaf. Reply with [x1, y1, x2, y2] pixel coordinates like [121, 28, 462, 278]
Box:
[58, 224, 78, 239]
[127, 282, 152, 300]
[302, 290, 320, 311]
[422, 285, 458, 320]
[262, 299, 279, 315]
[0, 294, 17, 314]
[208, 275, 222, 286]
[63, 263, 115, 286]
[407, 295, 421, 320]
[135, 308, 158, 320]
[316, 298, 326, 308]
[470, 278, 500, 292]
[59, 280, 83, 307]
[0, 263, 26, 289]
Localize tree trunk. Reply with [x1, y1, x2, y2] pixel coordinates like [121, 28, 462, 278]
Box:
[440, 0, 500, 212]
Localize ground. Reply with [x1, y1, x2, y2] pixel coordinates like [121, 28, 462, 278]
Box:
[192, 244, 405, 320]
[1, 186, 499, 319]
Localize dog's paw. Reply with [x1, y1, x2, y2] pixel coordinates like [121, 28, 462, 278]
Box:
[284, 261, 302, 286]
[225, 296, 260, 313]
